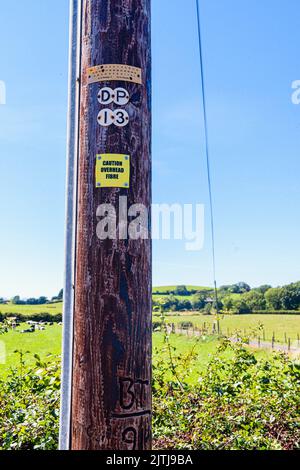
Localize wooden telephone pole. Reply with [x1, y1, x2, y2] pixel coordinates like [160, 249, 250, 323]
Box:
[67, 0, 152, 450]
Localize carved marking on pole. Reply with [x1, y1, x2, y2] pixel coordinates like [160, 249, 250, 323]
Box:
[118, 376, 150, 412]
[119, 422, 151, 450]
[108, 376, 151, 450]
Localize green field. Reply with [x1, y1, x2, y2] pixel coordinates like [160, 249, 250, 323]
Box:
[153, 286, 211, 303]
[0, 302, 63, 316]
[3, 293, 298, 347]
[0, 324, 62, 377]
[162, 313, 300, 344]
[0, 292, 299, 379]
[152, 285, 211, 293]
[0, 325, 271, 384]
[153, 332, 271, 384]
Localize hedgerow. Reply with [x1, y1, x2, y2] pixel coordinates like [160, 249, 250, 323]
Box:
[0, 333, 299, 450]
[153, 333, 300, 450]
[0, 352, 60, 450]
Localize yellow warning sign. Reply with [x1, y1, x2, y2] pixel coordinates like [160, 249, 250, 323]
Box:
[95, 154, 130, 188]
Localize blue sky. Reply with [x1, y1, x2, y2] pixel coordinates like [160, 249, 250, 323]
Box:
[0, 0, 299, 298]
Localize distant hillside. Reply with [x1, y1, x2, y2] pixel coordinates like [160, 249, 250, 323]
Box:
[0, 302, 63, 315]
[153, 286, 212, 294]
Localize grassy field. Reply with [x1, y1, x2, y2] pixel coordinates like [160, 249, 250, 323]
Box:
[152, 286, 211, 294]
[0, 298, 299, 354]
[0, 291, 299, 379]
[153, 332, 271, 384]
[0, 324, 271, 385]
[161, 313, 300, 344]
[0, 302, 63, 316]
[0, 323, 62, 377]
[153, 294, 191, 302]
[153, 286, 212, 303]
[3, 294, 298, 346]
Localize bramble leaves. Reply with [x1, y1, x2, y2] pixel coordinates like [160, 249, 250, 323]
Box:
[153, 329, 300, 450]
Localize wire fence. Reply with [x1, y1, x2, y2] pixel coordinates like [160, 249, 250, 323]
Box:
[153, 322, 300, 353]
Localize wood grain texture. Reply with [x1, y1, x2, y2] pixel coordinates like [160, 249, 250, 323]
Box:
[71, 0, 152, 450]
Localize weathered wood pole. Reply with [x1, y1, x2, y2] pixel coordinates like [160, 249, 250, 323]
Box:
[71, 0, 152, 450]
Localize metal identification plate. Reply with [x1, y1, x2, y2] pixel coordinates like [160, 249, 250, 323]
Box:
[87, 64, 142, 85]
[95, 154, 130, 188]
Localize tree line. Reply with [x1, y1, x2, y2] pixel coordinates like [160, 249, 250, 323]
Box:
[153, 282, 300, 314]
[2, 281, 300, 313]
[0, 289, 63, 306]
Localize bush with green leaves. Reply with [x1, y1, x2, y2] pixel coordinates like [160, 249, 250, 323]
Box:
[0, 352, 60, 450]
[153, 332, 300, 450]
[0, 331, 299, 450]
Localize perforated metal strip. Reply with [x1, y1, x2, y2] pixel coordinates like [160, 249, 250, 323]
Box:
[87, 64, 142, 85]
